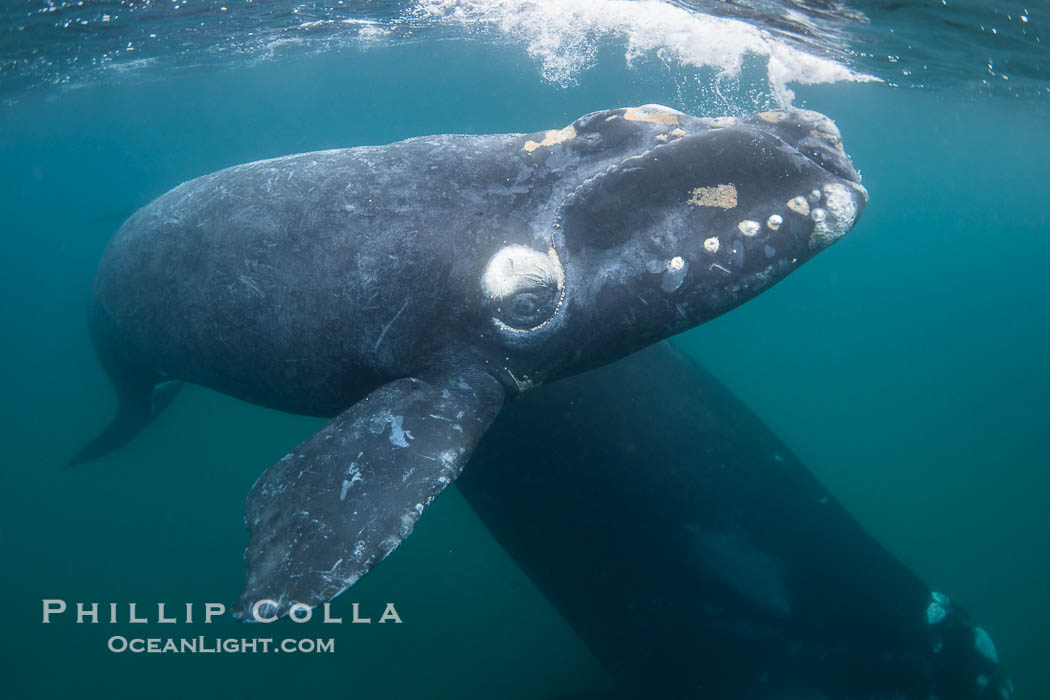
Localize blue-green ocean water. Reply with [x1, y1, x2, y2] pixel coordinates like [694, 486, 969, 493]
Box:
[2, 3, 1049, 698]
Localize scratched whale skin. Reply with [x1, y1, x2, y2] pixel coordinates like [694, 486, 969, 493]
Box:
[67, 105, 867, 618]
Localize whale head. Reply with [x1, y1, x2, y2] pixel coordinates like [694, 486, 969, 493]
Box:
[480, 105, 867, 389]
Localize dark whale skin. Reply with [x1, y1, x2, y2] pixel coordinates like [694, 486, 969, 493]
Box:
[462, 343, 1013, 700]
[71, 105, 870, 618]
[86, 106, 865, 416]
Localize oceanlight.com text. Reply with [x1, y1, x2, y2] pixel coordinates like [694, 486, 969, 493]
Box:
[107, 636, 335, 654]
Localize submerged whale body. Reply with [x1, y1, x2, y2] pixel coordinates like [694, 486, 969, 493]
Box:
[464, 343, 1014, 700]
[69, 105, 867, 618]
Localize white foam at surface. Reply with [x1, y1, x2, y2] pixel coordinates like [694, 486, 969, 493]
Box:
[414, 0, 879, 105]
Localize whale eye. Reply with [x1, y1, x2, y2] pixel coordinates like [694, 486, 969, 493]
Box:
[510, 293, 539, 319]
[482, 244, 566, 332]
[499, 289, 557, 329]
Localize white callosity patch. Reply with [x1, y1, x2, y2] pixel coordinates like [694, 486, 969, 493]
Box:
[766, 214, 783, 230]
[974, 626, 1000, 664]
[786, 196, 810, 216]
[416, 0, 879, 105]
[483, 244, 566, 333]
[823, 182, 857, 224]
[688, 184, 737, 209]
[624, 105, 680, 125]
[811, 208, 827, 230]
[808, 182, 857, 249]
[661, 255, 689, 293]
[926, 591, 949, 625]
[522, 124, 577, 152]
[794, 108, 845, 149]
[482, 244, 565, 300]
[703, 237, 720, 253]
[737, 220, 760, 237]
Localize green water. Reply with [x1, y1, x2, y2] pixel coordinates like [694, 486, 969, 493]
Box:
[1, 38, 1047, 698]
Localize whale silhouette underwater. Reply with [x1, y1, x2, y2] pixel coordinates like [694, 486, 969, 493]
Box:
[69, 105, 874, 600]
[466, 343, 1013, 699]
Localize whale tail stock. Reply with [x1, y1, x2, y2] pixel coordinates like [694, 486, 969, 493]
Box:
[64, 308, 183, 469]
[64, 380, 182, 469]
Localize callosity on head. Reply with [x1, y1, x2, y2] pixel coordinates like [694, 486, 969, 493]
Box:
[482, 104, 867, 386]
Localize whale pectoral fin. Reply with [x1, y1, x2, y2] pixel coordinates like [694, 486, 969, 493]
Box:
[234, 370, 504, 620]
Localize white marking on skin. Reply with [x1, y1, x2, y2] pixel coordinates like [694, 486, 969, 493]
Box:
[485, 244, 566, 334]
[787, 196, 810, 216]
[809, 183, 858, 249]
[737, 220, 760, 237]
[699, 116, 737, 128]
[522, 125, 576, 152]
[438, 449, 458, 472]
[661, 256, 688, 293]
[373, 299, 408, 352]
[506, 368, 536, 392]
[703, 236, 720, 253]
[974, 627, 1000, 664]
[623, 105, 679, 125]
[767, 214, 783, 230]
[655, 133, 670, 143]
[688, 184, 737, 209]
[823, 183, 857, 225]
[398, 511, 418, 538]
[482, 245, 565, 300]
[710, 263, 730, 274]
[388, 415, 413, 448]
[339, 471, 363, 501]
[811, 128, 843, 150]
[926, 591, 949, 625]
[670, 128, 686, 138]
[605, 114, 618, 121]
[757, 110, 786, 123]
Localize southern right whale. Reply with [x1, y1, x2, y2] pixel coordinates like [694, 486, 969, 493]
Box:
[461, 343, 1013, 700]
[68, 104, 866, 619]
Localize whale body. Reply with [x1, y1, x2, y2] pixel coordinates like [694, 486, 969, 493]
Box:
[69, 105, 867, 617]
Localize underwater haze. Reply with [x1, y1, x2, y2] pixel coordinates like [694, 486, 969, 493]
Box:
[1, 1, 1048, 698]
